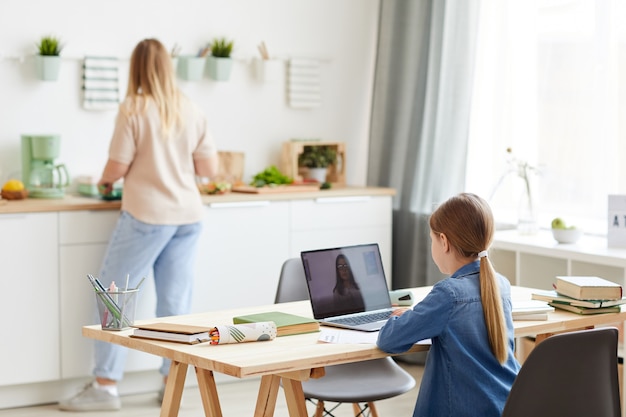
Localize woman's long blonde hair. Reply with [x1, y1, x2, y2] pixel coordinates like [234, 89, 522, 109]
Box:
[125, 38, 182, 138]
[429, 193, 508, 364]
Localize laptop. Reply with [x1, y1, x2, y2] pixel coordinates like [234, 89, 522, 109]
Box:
[301, 243, 394, 332]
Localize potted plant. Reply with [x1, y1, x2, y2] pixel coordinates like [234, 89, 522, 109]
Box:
[298, 145, 337, 183]
[206, 37, 234, 81]
[35, 35, 63, 81]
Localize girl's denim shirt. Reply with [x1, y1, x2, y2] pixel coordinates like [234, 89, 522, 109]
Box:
[377, 261, 521, 417]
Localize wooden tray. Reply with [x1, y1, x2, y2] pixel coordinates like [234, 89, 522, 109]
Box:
[231, 184, 320, 194]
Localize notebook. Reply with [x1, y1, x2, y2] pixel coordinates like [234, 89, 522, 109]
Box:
[301, 243, 394, 332]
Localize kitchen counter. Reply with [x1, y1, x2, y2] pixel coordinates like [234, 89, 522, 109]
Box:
[0, 186, 395, 214]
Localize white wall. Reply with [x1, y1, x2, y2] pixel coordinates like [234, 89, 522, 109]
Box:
[0, 0, 380, 187]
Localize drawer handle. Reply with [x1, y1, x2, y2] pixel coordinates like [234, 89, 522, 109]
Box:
[0, 214, 27, 220]
[209, 201, 271, 209]
[315, 196, 372, 204]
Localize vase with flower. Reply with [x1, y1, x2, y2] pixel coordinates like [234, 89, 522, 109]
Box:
[490, 148, 540, 234]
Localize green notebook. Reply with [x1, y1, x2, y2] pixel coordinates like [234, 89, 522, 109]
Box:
[233, 311, 319, 336]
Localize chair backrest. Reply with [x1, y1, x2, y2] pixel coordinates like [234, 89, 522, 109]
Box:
[502, 327, 620, 417]
[274, 258, 310, 303]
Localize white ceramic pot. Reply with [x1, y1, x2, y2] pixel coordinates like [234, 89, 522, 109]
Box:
[307, 167, 327, 183]
[36, 55, 61, 81]
[207, 56, 233, 81]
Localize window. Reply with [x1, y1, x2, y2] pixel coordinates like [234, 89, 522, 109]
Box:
[465, 0, 626, 235]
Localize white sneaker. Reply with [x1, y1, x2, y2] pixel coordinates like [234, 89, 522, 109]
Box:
[59, 381, 121, 411]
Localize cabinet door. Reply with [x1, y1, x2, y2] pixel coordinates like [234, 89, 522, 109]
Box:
[59, 211, 159, 379]
[0, 213, 59, 385]
[290, 196, 393, 283]
[193, 201, 290, 312]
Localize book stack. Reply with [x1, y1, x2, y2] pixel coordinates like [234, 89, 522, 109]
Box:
[532, 276, 626, 315]
[511, 300, 554, 321]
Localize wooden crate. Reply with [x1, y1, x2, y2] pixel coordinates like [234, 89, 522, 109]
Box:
[280, 140, 346, 184]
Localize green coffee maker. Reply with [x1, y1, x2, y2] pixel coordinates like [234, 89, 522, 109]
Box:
[21, 134, 70, 198]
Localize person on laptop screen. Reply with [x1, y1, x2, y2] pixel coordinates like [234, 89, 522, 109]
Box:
[377, 193, 520, 417]
[333, 254, 365, 311]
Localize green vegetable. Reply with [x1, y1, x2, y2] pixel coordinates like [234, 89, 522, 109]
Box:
[250, 165, 293, 187]
[320, 182, 332, 190]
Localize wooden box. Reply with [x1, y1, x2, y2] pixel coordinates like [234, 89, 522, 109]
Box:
[280, 140, 346, 184]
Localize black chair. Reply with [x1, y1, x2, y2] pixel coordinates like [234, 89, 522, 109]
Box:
[275, 258, 416, 417]
[502, 327, 621, 417]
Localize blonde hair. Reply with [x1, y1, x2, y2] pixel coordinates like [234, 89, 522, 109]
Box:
[125, 38, 182, 138]
[429, 193, 508, 364]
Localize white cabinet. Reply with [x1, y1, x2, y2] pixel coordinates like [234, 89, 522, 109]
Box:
[0, 213, 59, 386]
[193, 201, 290, 312]
[58, 210, 159, 379]
[290, 196, 393, 283]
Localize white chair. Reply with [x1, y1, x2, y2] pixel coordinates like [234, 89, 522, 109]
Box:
[275, 258, 416, 417]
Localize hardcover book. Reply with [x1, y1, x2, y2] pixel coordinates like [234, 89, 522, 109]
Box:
[532, 289, 626, 308]
[555, 276, 622, 301]
[232, 311, 320, 336]
[131, 322, 212, 344]
[548, 302, 621, 315]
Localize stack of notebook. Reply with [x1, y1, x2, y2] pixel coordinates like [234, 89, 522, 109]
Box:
[532, 276, 626, 315]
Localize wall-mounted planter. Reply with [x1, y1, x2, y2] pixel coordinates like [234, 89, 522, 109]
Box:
[206, 56, 233, 81]
[177, 56, 206, 81]
[35, 55, 61, 81]
[254, 58, 283, 83]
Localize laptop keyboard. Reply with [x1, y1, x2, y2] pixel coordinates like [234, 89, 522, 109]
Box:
[327, 310, 393, 326]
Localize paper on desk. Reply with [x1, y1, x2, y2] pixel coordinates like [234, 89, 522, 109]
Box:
[318, 328, 432, 346]
[318, 328, 379, 344]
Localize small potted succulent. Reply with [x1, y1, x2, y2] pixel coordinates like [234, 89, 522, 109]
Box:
[206, 37, 234, 81]
[298, 145, 337, 183]
[35, 35, 63, 81]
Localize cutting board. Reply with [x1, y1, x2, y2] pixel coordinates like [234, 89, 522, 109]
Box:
[232, 184, 320, 194]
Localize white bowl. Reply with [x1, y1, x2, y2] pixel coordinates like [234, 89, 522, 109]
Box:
[551, 228, 583, 244]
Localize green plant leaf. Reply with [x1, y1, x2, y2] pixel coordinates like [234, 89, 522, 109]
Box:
[298, 145, 337, 168]
[36, 35, 63, 56]
[210, 37, 234, 58]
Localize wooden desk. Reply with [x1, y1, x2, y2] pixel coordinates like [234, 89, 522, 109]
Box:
[82, 286, 626, 417]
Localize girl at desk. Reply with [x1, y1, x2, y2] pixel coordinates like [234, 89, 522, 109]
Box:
[377, 193, 520, 417]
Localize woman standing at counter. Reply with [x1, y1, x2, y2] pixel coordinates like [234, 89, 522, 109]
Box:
[59, 38, 219, 412]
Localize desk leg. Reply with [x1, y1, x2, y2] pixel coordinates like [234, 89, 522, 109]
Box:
[160, 361, 188, 417]
[196, 368, 223, 417]
[282, 377, 308, 417]
[254, 375, 280, 417]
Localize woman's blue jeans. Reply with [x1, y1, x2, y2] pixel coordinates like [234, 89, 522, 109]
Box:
[93, 211, 202, 380]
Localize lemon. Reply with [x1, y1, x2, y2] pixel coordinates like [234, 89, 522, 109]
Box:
[2, 179, 25, 192]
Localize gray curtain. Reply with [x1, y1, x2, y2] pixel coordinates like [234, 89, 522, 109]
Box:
[368, 0, 481, 288]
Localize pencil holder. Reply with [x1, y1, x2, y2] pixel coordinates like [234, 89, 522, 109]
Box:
[95, 288, 139, 331]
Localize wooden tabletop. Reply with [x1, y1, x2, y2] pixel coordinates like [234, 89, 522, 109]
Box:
[82, 286, 626, 380]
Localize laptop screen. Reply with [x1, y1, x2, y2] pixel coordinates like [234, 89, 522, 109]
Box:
[301, 243, 392, 319]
